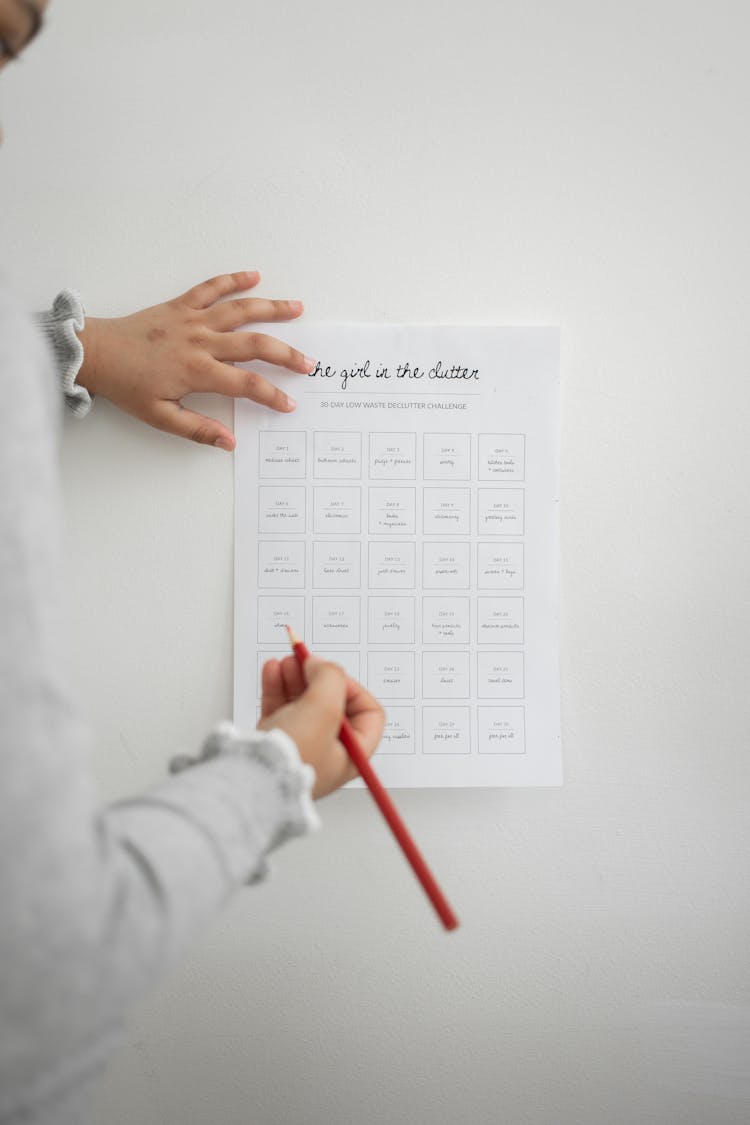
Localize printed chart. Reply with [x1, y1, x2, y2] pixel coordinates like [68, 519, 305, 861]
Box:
[235, 326, 561, 787]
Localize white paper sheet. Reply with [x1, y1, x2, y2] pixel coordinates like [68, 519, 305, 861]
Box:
[234, 325, 561, 787]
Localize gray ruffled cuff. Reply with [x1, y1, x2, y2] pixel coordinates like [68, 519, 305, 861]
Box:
[169, 721, 320, 883]
[35, 288, 91, 418]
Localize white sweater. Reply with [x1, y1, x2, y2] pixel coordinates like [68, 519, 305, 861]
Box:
[0, 283, 318, 1125]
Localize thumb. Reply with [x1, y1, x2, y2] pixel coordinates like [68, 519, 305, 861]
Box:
[151, 401, 236, 451]
[301, 657, 347, 730]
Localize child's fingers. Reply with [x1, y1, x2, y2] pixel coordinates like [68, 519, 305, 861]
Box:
[280, 654, 305, 700]
[200, 362, 296, 414]
[179, 271, 261, 310]
[344, 676, 386, 756]
[206, 297, 304, 332]
[300, 659, 348, 732]
[149, 400, 235, 450]
[210, 332, 314, 375]
[259, 659, 286, 717]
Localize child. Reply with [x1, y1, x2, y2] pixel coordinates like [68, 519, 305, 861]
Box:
[0, 5, 385, 1123]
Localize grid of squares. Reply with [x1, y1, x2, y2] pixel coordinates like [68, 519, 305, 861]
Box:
[255, 431, 526, 755]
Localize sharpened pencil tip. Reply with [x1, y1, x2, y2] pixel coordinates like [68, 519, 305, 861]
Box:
[285, 624, 301, 648]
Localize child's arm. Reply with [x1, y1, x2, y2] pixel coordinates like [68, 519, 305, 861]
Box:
[0, 282, 381, 1124]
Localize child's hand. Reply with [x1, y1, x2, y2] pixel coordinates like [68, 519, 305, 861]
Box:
[75, 271, 315, 450]
[257, 656, 385, 799]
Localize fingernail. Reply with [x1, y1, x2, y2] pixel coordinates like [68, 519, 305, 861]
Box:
[289, 300, 304, 313]
[304, 355, 317, 371]
[213, 437, 233, 451]
[286, 396, 297, 410]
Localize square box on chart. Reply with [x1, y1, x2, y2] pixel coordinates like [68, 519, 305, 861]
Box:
[477, 488, 525, 535]
[477, 542, 524, 590]
[423, 433, 471, 480]
[313, 487, 361, 534]
[367, 652, 416, 698]
[257, 595, 305, 644]
[368, 541, 416, 589]
[478, 434, 525, 481]
[312, 541, 361, 589]
[258, 486, 306, 534]
[422, 542, 471, 590]
[422, 707, 471, 755]
[477, 597, 524, 644]
[369, 433, 417, 479]
[258, 431, 306, 479]
[368, 597, 415, 644]
[478, 706, 526, 754]
[422, 596, 470, 644]
[312, 596, 360, 645]
[423, 488, 471, 535]
[379, 707, 416, 754]
[313, 432, 362, 479]
[369, 487, 416, 535]
[257, 541, 305, 588]
[422, 652, 470, 699]
[477, 651, 525, 699]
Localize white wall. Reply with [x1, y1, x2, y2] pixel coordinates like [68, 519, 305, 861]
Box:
[2, 1, 749, 1122]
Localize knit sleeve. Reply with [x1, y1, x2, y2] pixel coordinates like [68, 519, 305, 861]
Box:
[162, 719, 320, 886]
[94, 723, 321, 989]
[34, 289, 92, 418]
[1, 282, 325, 1123]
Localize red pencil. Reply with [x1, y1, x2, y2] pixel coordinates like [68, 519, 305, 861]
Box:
[285, 625, 459, 932]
